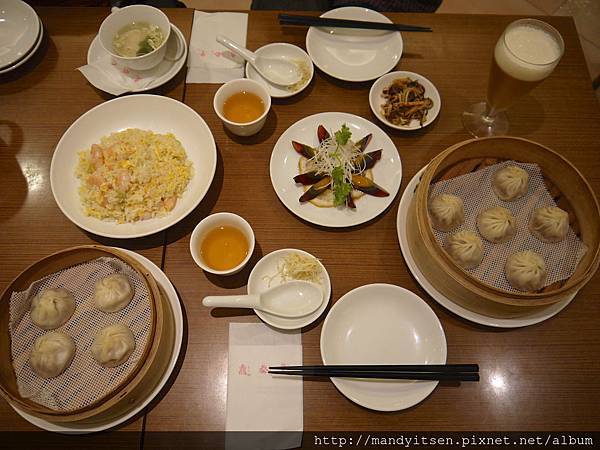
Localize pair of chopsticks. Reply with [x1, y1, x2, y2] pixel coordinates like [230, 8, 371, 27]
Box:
[269, 364, 479, 381]
[279, 13, 432, 33]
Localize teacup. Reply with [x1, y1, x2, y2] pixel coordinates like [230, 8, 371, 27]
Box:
[99, 5, 171, 71]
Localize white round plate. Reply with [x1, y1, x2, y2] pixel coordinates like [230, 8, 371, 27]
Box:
[50, 94, 217, 239]
[370, 71, 441, 130]
[396, 168, 575, 328]
[11, 248, 183, 434]
[320, 283, 446, 411]
[0, 14, 42, 75]
[247, 248, 331, 330]
[0, 0, 40, 69]
[86, 23, 187, 94]
[245, 43, 314, 98]
[306, 7, 403, 82]
[270, 112, 402, 228]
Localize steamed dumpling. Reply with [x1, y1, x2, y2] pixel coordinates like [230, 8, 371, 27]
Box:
[445, 230, 484, 269]
[30, 332, 76, 378]
[505, 250, 547, 292]
[477, 206, 516, 243]
[91, 324, 135, 368]
[529, 206, 569, 243]
[94, 274, 134, 313]
[30, 288, 76, 330]
[428, 194, 464, 232]
[492, 165, 529, 201]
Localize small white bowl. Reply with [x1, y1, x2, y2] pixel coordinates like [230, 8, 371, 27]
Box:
[0, 0, 40, 69]
[189, 212, 255, 276]
[369, 71, 441, 131]
[99, 5, 171, 71]
[245, 43, 314, 98]
[247, 248, 331, 330]
[213, 78, 271, 137]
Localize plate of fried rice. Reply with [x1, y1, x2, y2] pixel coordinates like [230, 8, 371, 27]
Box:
[51, 95, 217, 238]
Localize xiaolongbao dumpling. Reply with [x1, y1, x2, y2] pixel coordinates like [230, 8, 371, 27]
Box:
[445, 230, 484, 269]
[91, 324, 135, 368]
[505, 250, 547, 292]
[30, 288, 76, 330]
[94, 274, 134, 313]
[428, 194, 464, 232]
[477, 206, 516, 243]
[492, 165, 529, 201]
[30, 332, 76, 378]
[529, 206, 569, 243]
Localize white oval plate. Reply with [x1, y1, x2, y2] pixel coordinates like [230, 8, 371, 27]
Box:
[11, 248, 183, 433]
[0, 14, 42, 75]
[305, 7, 403, 82]
[245, 43, 314, 98]
[396, 168, 574, 328]
[50, 94, 217, 239]
[270, 112, 402, 228]
[320, 283, 446, 411]
[370, 71, 441, 130]
[0, 0, 40, 69]
[86, 23, 188, 94]
[247, 248, 331, 330]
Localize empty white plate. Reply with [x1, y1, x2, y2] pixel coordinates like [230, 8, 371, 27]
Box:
[0, 0, 40, 69]
[320, 283, 446, 411]
[306, 7, 403, 82]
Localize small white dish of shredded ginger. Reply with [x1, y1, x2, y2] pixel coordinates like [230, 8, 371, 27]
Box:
[51, 94, 217, 239]
[248, 248, 331, 330]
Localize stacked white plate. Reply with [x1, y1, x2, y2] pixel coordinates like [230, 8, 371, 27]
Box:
[0, 0, 43, 75]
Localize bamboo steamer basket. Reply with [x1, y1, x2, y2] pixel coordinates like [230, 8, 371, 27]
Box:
[0, 245, 165, 423]
[407, 137, 600, 313]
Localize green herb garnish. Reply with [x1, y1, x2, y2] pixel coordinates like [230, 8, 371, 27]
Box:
[332, 166, 352, 206]
[137, 38, 154, 56]
[334, 124, 352, 146]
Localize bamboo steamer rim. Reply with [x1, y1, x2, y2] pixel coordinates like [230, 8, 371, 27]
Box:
[0, 245, 163, 420]
[415, 136, 600, 305]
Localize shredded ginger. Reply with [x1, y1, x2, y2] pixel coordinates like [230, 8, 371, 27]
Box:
[264, 252, 322, 287]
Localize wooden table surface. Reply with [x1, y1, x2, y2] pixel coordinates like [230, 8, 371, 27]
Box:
[1, 7, 599, 445]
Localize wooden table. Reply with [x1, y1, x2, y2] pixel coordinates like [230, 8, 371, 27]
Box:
[1, 7, 599, 447]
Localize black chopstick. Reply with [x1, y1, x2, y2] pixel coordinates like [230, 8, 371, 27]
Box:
[269, 364, 478, 373]
[278, 14, 432, 33]
[269, 370, 479, 382]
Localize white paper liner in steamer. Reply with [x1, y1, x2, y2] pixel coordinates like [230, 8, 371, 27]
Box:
[429, 160, 588, 293]
[8, 257, 152, 412]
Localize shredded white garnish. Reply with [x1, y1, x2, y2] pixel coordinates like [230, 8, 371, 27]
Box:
[263, 252, 323, 287]
[305, 132, 366, 191]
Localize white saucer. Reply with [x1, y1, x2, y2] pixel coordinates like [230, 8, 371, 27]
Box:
[396, 167, 574, 328]
[86, 23, 187, 93]
[0, 0, 40, 69]
[306, 7, 403, 82]
[247, 248, 331, 330]
[10, 249, 183, 433]
[0, 15, 43, 75]
[320, 283, 446, 411]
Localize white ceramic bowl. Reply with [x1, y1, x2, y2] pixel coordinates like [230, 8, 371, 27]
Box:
[99, 5, 170, 71]
[190, 212, 255, 276]
[213, 78, 271, 136]
[245, 43, 314, 98]
[0, 0, 40, 69]
[320, 283, 446, 411]
[50, 95, 217, 239]
[369, 71, 441, 130]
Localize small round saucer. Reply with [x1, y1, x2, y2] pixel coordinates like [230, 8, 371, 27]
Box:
[247, 248, 331, 330]
[86, 23, 187, 93]
[245, 43, 314, 98]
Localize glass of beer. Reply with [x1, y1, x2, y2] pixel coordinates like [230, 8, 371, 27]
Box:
[462, 19, 564, 137]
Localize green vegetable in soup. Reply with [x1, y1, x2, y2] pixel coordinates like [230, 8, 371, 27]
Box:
[113, 22, 164, 58]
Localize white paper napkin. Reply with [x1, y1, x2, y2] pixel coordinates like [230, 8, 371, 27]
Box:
[186, 11, 248, 83]
[226, 323, 303, 450]
[78, 55, 155, 96]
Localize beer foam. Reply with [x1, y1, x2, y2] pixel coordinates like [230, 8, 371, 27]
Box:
[495, 24, 562, 82]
